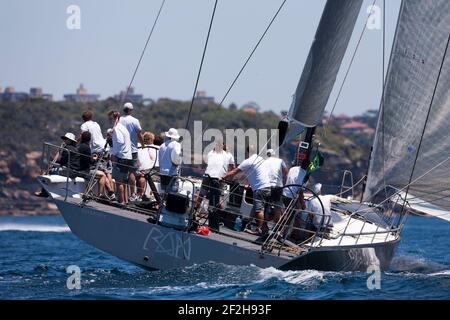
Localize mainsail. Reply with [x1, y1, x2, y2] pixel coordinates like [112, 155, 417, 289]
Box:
[288, 0, 363, 128]
[364, 0, 450, 221]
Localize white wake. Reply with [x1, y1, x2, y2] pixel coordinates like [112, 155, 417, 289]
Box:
[0, 223, 70, 233]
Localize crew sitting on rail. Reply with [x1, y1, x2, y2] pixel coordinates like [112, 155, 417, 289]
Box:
[152, 134, 163, 172]
[54, 132, 78, 172]
[94, 129, 115, 201]
[75, 131, 92, 178]
[136, 132, 158, 201]
[158, 128, 182, 193]
[108, 110, 133, 204]
[80, 131, 115, 201]
[34, 132, 78, 197]
[306, 183, 346, 230]
[194, 140, 235, 231]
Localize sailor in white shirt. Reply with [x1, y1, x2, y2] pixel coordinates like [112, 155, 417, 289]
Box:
[222, 149, 272, 235]
[194, 141, 235, 213]
[223, 143, 235, 171]
[120, 102, 144, 201]
[263, 149, 287, 187]
[305, 183, 347, 229]
[80, 110, 106, 153]
[259, 149, 288, 225]
[205, 144, 235, 179]
[282, 166, 307, 209]
[136, 132, 159, 199]
[108, 110, 132, 204]
[158, 128, 182, 191]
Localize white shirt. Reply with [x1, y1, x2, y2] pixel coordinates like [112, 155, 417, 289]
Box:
[149, 144, 159, 168]
[159, 139, 182, 176]
[137, 143, 155, 171]
[283, 166, 307, 199]
[111, 122, 132, 160]
[306, 195, 333, 227]
[225, 151, 235, 167]
[238, 154, 271, 191]
[120, 114, 142, 153]
[262, 157, 287, 187]
[80, 120, 106, 153]
[205, 150, 234, 178]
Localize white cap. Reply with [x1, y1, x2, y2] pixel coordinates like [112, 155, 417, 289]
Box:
[266, 149, 275, 157]
[165, 128, 180, 140]
[106, 128, 113, 134]
[123, 102, 133, 110]
[61, 132, 77, 143]
[312, 183, 322, 194]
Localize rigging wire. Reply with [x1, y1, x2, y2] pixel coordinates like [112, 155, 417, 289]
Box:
[198, 0, 289, 207]
[217, 0, 287, 107]
[380, 0, 387, 194]
[122, 0, 166, 104]
[185, 0, 219, 130]
[182, 0, 288, 194]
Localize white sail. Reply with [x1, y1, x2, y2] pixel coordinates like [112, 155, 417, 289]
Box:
[288, 0, 363, 128]
[399, 192, 450, 222]
[364, 0, 450, 221]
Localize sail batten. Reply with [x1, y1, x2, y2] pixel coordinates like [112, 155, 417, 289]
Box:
[288, 0, 363, 128]
[364, 0, 450, 216]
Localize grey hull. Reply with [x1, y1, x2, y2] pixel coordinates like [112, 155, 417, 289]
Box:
[279, 240, 399, 271]
[54, 199, 288, 270]
[54, 198, 398, 272]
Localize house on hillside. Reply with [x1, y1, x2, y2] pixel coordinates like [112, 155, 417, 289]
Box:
[64, 84, 100, 103]
[339, 121, 374, 136]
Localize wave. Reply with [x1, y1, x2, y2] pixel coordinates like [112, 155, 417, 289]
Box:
[0, 223, 70, 233]
[390, 255, 447, 273]
[257, 267, 326, 285]
[428, 270, 450, 276]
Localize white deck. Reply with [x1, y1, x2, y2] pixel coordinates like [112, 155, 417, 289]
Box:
[317, 212, 397, 247]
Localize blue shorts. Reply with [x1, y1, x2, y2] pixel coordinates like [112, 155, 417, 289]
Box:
[112, 158, 133, 182]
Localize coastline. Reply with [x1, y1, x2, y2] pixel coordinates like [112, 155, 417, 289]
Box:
[0, 197, 59, 216]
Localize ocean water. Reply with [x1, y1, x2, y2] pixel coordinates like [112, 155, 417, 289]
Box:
[0, 214, 449, 300]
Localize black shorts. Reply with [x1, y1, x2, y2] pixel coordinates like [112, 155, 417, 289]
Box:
[131, 152, 138, 172]
[199, 177, 222, 207]
[270, 186, 283, 203]
[160, 175, 175, 192]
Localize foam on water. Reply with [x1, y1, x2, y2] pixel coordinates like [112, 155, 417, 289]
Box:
[390, 255, 446, 273]
[428, 270, 450, 276]
[258, 267, 326, 285]
[0, 223, 70, 233]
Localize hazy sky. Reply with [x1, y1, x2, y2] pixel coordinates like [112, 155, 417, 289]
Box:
[0, 0, 401, 115]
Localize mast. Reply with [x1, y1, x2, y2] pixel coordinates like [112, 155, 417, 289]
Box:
[297, 127, 316, 169]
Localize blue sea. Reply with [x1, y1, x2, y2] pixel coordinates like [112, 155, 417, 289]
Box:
[0, 214, 449, 300]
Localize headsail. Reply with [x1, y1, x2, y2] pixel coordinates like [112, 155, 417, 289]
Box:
[364, 0, 450, 221]
[288, 0, 363, 128]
